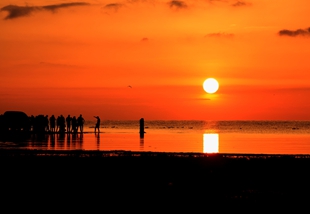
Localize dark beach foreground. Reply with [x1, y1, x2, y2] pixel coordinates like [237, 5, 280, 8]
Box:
[1, 150, 310, 211]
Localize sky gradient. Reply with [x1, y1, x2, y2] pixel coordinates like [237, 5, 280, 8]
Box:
[1, 0, 310, 120]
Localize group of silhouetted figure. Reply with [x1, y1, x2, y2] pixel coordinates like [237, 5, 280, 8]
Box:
[30, 115, 101, 133]
[0, 111, 102, 134]
[29, 114, 86, 133]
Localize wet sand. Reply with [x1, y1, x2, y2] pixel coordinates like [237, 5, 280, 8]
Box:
[1, 150, 310, 211]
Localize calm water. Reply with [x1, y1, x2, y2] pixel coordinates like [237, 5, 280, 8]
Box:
[1, 120, 310, 154]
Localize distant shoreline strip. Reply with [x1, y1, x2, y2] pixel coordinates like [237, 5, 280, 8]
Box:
[0, 150, 310, 159]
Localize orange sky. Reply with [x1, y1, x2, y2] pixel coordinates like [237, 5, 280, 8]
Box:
[1, 0, 310, 120]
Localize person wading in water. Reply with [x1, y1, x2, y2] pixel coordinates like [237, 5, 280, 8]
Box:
[94, 116, 100, 133]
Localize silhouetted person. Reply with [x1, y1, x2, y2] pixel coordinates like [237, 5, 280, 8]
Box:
[77, 114, 85, 133]
[45, 115, 49, 131]
[72, 116, 77, 133]
[50, 115, 56, 132]
[58, 115, 65, 133]
[66, 115, 71, 133]
[94, 116, 100, 133]
[56, 116, 60, 132]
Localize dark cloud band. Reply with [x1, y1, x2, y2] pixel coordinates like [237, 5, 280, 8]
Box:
[104, 3, 123, 11]
[231, 1, 249, 7]
[168, 0, 188, 9]
[1, 2, 89, 20]
[279, 28, 310, 37]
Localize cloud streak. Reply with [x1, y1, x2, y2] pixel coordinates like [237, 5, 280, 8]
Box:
[205, 32, 234, 38]
[278, 27, 310, 37]
[231, 1, 250, 7]
[0, 2, 89, 20]
[168, 0, 188, 9]
[103, 3, 123, 12]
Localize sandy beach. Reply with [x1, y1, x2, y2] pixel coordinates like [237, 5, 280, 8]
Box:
[1, 150, 310, 211]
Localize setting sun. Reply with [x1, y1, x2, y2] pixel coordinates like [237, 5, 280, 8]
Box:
[203, 78, 219, 94]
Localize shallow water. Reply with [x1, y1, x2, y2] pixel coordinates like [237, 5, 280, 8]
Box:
[1, 120, 310, 154]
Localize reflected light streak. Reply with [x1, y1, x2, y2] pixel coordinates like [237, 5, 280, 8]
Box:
[203, 133, 219, 153]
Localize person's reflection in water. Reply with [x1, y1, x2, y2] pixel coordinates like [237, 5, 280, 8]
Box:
[50, 133, 55, 149]
[72, 132, 77, 149]
[140, 137, 144, 151]
[79, 132, 83, 144]
[66, 132, 71, 150]
[57, 132, 65, 149]
[35, 132, 48, 149]
[95, 132, 100, 150]
[76, 133, 83, 149]
[31, 132, 48, 149]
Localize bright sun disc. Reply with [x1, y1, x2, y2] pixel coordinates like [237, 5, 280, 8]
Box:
[203, 78, 219, 94]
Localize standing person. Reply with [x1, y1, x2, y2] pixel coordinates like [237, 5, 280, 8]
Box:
[56, 116, 60, 132]
[66, 115, 71, 133]
[94, 116, 100, 133]
[77, 114, 85, 133]
[72, 116, 77, 133]
[49, 115, 56, 132]
[45, 115, 49, 132]
[59, 115, 65, 133]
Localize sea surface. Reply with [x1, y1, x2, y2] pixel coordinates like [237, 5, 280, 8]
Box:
[1, 120, 310, 154]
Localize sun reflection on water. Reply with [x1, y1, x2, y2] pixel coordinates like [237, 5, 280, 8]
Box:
[203, 133, 219, 153]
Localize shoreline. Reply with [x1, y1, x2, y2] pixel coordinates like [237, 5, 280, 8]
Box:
[1, 149, 310, 158]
